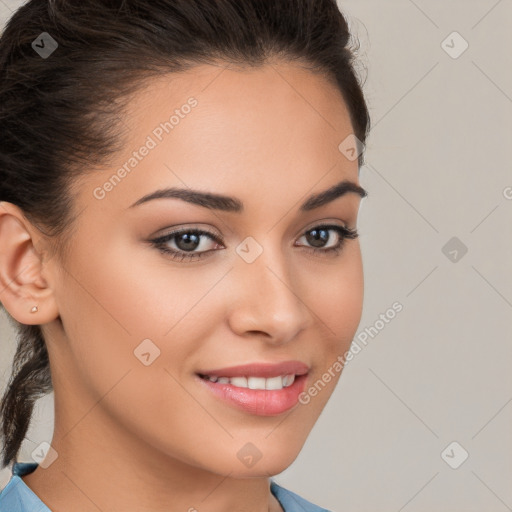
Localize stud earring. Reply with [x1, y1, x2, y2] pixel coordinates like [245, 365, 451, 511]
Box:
[30, 305, 38, 313]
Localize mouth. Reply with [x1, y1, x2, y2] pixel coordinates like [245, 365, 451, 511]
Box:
[197, 372, 297, 390]
[194, 361, 310, 416]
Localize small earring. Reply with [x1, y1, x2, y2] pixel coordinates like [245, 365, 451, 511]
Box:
[30, 305, 38, 313]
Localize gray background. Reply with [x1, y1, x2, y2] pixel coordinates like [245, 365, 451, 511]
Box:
[1, 0, 511, 510]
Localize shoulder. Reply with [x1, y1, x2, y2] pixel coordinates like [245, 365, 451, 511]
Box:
[270, 479, 333, 512]
[0, 462, 50, 512]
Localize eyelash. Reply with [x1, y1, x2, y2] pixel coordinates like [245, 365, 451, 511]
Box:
[150, 224, 359, 262]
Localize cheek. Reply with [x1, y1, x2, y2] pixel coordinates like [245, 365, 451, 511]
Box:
[53, 247, 224, 465]
[307, 244, 364, 353]
[66, 237, 214, 341]
[289, 251, 363, 436]
[55, 238, 230, 396]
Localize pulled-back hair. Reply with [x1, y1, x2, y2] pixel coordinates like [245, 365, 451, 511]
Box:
[0, 0, 370, 470]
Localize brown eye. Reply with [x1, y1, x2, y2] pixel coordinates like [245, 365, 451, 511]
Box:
[150, 228, 222, 262]
[174, 232, 202, 251]
[296, 224, 359, 255]
[305, 227, 332, 248]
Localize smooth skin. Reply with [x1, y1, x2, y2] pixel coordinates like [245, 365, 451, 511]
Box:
[0, 60, 365, 512]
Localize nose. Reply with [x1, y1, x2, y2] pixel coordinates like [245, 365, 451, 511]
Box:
[226, 245, 313, 344]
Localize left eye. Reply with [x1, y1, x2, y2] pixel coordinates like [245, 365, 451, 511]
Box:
[150, 224, 358, 262]
[296, 225, 350, 250]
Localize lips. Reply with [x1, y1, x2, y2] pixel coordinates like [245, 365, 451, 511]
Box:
[195, 360, 309, 379]
[195, 360, 310, 415]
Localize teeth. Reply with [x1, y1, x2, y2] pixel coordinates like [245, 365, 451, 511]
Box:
[248, 376, 266, 390]
[282, 374, 295, 387]
[230, 376, 247, 387]
[265, 376, 284, 390]
[204, 374, 296, 390]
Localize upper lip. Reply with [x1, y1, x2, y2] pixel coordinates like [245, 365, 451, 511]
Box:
[196, 360, 310, 379]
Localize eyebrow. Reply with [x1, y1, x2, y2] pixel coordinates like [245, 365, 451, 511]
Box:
[128, 179, 367, 212]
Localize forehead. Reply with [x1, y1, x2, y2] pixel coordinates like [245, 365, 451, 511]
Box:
[124, 59, 353, 149]
[74, 60, 358, 217]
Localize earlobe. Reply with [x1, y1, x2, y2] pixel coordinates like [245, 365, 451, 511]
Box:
[0, 201, 60, 325]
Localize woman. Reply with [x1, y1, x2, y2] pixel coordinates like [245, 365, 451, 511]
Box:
[0, 0, 370, 510]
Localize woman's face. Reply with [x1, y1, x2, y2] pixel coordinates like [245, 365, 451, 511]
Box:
[42, 61, 365, 477]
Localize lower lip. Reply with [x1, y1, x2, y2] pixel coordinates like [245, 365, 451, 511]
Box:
[196, 374, 308, 416]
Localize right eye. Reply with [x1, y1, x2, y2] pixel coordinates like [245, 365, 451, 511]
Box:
[149, 228, 224, 262]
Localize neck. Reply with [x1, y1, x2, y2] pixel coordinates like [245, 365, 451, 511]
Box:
[21, 403, 283, 512]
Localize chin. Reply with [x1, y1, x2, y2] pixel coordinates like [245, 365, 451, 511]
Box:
[188, 441, 302, 478]
[235, 444, 303, 478]
[227, 460, 296, 479]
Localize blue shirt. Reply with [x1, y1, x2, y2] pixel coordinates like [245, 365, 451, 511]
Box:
[0, 462, 331, 512]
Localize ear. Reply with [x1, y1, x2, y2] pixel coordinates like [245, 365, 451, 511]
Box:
[0, 201, 60, 325]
